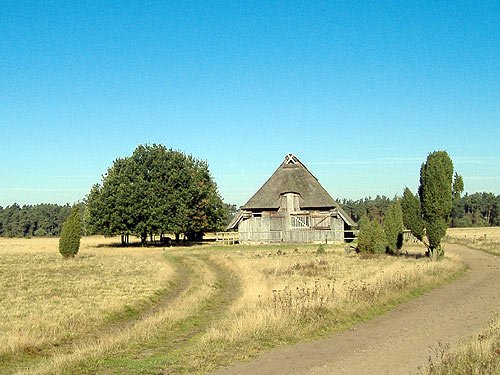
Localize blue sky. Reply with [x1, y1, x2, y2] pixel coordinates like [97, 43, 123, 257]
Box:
[1, 1, 499, 207]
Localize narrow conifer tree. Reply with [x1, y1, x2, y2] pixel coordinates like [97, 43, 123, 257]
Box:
[384, 200, 404, 255]
[59, 205, 82, 258]
[419, 151, 454, 257]
[401, 187, 424, 241]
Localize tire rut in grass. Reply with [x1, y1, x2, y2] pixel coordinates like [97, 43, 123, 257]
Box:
[89, 254, 242, 375]
[0, 253, 192, 375]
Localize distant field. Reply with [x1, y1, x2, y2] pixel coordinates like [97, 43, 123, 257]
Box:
[0, 236, 465, 374]
[446, 227, 500, 256]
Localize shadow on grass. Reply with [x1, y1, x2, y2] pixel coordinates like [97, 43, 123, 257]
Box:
[95, 238, 218, 249]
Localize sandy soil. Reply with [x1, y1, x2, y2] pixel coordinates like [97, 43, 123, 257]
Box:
[213, 244, 499, 375]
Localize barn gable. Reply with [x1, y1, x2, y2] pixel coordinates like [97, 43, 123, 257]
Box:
[243, 153, 337, 210]
[228, 154, 355, 243]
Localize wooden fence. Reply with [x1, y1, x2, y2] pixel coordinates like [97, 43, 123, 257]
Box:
[215, 231, 239, 245]
[216, 230, 419, 245]
[216, 230, 358, 245]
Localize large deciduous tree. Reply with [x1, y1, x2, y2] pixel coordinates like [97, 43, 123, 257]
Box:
[85, 144, 225, 244]
[419, 151, 454, 257]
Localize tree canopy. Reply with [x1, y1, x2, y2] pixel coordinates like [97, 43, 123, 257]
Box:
[85, 144, 226, 243]
[419, 151, 454, 256]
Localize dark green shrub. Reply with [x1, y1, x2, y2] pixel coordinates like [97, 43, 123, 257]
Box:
[357, 216, 386, 254]
[59, 205, 82, 258]
[34, 228, 47, 237]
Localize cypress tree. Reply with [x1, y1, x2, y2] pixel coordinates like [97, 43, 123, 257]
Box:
[401, 187, 424, 241]
[419, 151, 454, 257]
[59, 205, 82, 258]
[383, 200, 404, 255]
[452, 173, 464, 199]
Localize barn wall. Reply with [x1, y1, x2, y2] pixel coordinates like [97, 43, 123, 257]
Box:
[238, 211, 347, 243]
[239, 216, 279, 242]
[331, 216, 345, 241]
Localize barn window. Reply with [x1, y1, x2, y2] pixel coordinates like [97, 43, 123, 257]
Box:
[291, 215, 310, 228]
[280, 192, 300, 212]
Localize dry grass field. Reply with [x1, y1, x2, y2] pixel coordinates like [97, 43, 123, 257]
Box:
[0, 237, 175, 363]
[445, 227, 500, 256]
[425, 314, 500, 375]
[0, 236, 466, 374]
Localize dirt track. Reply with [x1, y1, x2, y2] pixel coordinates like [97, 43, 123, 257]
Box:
[214, 244, 499, 375]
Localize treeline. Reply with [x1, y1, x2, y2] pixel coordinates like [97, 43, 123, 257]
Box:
[0, 201, 236, 239]
[340, 195, 393, 224]
[0, 203, 72, 237]
[340, 191, 500, 228]
[0, 192, 497, 239]
[451, 192, 500, 227]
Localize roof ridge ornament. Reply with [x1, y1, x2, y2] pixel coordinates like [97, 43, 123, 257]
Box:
[285, 153, 297, 165]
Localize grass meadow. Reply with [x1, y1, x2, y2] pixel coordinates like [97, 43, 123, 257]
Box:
[0, 236, 467, 374]
[0, 237, 175, 363]
[445, 227, 500, 256]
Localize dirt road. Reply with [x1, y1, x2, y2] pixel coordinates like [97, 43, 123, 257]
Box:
[214, 244, 499, 375]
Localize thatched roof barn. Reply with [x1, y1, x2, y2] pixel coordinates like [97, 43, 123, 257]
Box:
[228, 154, 355, 243]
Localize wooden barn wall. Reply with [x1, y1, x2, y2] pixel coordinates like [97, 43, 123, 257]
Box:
[331, 217, 344, 241]
[238, 214, 346, 243]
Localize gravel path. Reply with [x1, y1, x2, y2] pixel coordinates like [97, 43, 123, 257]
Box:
[214, 244, 499, 375]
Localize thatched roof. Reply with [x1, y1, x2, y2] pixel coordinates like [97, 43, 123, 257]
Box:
[242, 154, 350, 216]
[225, 154, 356, 230]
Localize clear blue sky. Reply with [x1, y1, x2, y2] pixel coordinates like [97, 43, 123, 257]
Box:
[1, 1, 499, 207]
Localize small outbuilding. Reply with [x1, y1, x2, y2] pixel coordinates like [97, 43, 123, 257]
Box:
[228, 154, 355, 243]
